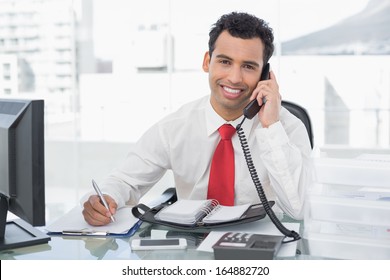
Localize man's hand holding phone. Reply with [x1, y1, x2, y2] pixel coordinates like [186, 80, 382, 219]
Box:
[250, 70, 281, 128]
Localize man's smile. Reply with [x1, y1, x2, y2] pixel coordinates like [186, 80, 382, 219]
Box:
[221, 85, 245, 99]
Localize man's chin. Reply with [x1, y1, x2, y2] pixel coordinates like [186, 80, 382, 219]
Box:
[211, 94, 249, 114]
[223, 98, 250, 111]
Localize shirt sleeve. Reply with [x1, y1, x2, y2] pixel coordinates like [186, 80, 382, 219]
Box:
[91, 122, 170, 209]
[255, 110, 313, 219]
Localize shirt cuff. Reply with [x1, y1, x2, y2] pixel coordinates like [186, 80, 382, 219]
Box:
[255, 121, 289, 150]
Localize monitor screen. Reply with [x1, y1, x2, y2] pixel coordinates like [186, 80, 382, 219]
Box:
[0, 98, 50, 250]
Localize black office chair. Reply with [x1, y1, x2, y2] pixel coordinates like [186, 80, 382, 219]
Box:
[281, 100, 314, 149]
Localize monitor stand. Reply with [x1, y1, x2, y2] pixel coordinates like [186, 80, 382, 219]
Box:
[0, 219, 51, 251]
[0, 196, 51, 251]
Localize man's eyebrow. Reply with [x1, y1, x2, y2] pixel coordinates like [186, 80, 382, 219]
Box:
[241, 59, 260, 68]
[215, 54, 232, 60]
[215, 54, 260, 68]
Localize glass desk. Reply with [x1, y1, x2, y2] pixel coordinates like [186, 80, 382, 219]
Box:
[0, 216, 311, 260]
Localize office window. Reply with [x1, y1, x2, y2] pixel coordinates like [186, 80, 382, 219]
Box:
[279, 0, 390, 148]
[3, 63, 11, 80]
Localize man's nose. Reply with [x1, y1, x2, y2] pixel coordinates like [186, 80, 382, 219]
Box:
[227, 66, 243, 84]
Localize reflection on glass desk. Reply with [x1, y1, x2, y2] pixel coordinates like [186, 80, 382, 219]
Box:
[0, 227, 212, 260]
[0, 216, 311, 260]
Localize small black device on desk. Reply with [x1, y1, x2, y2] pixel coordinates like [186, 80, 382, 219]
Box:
[131, 238, 187, 250]
[212, 232, 284, 260]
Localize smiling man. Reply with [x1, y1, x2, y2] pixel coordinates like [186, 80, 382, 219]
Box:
[82, 12, 312, 226]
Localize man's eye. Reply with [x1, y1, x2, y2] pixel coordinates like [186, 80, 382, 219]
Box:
[243, 64, 255, 70]
[220, 60, 230, 65]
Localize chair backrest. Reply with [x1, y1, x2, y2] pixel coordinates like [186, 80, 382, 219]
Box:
[281, 100, 314, 149]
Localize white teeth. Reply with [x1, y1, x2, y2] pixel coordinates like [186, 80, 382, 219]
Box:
[223, 86, 241, 94]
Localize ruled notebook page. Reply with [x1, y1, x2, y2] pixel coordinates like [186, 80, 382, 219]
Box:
[202, 203, 251, 223]
[155, 199, 214, 225]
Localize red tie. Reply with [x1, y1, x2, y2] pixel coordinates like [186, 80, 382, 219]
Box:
[207, 124, 236, 206]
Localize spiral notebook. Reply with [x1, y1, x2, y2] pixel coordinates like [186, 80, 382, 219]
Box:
[154, 199, 252, 226]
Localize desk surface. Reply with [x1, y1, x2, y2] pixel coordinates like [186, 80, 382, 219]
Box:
[9, 214, 387, 260]
[0, 217, 312, 260]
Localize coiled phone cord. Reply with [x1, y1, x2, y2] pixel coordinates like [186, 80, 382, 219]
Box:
[236, 118, 301, 243]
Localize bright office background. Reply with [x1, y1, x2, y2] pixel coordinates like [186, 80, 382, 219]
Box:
[0, 0, 389, 222]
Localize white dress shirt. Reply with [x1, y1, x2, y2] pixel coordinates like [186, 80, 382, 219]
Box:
[99, 95, 313, 219]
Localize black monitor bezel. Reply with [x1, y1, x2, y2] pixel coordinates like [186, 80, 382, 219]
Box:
[0, 98, 50, 250]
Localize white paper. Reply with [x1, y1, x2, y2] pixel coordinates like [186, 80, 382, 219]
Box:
[197, 220, 300, 257]
[203, 203, 251, 223]
[151, 229, 169, 239]
[46, 205, 138, 234]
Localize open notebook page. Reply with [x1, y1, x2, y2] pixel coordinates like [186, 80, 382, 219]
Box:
[155, 200, 213, 225]
[202, 203, 251, 223]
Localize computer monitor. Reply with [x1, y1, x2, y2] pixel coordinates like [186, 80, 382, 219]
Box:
[0, 98, 50, 250]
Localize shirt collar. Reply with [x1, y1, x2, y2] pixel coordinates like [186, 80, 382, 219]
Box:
[205, 97, 254, 137]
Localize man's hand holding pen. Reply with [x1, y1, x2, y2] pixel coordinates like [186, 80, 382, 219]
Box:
[82, 180, 118, 226]
[83, 194, 117, 226]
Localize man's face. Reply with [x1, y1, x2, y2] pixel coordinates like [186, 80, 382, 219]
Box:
[203, 31, 265, 121]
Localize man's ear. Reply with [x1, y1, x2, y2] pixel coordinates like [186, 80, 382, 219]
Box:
[202, 51, 210, 72]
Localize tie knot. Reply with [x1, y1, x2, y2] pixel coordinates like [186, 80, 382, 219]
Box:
[218, 124, 236, 140]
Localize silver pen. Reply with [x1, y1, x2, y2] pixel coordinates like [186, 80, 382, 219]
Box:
[92, 179, 116, 223]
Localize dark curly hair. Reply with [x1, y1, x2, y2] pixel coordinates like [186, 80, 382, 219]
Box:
[208, 12, 274, 64]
